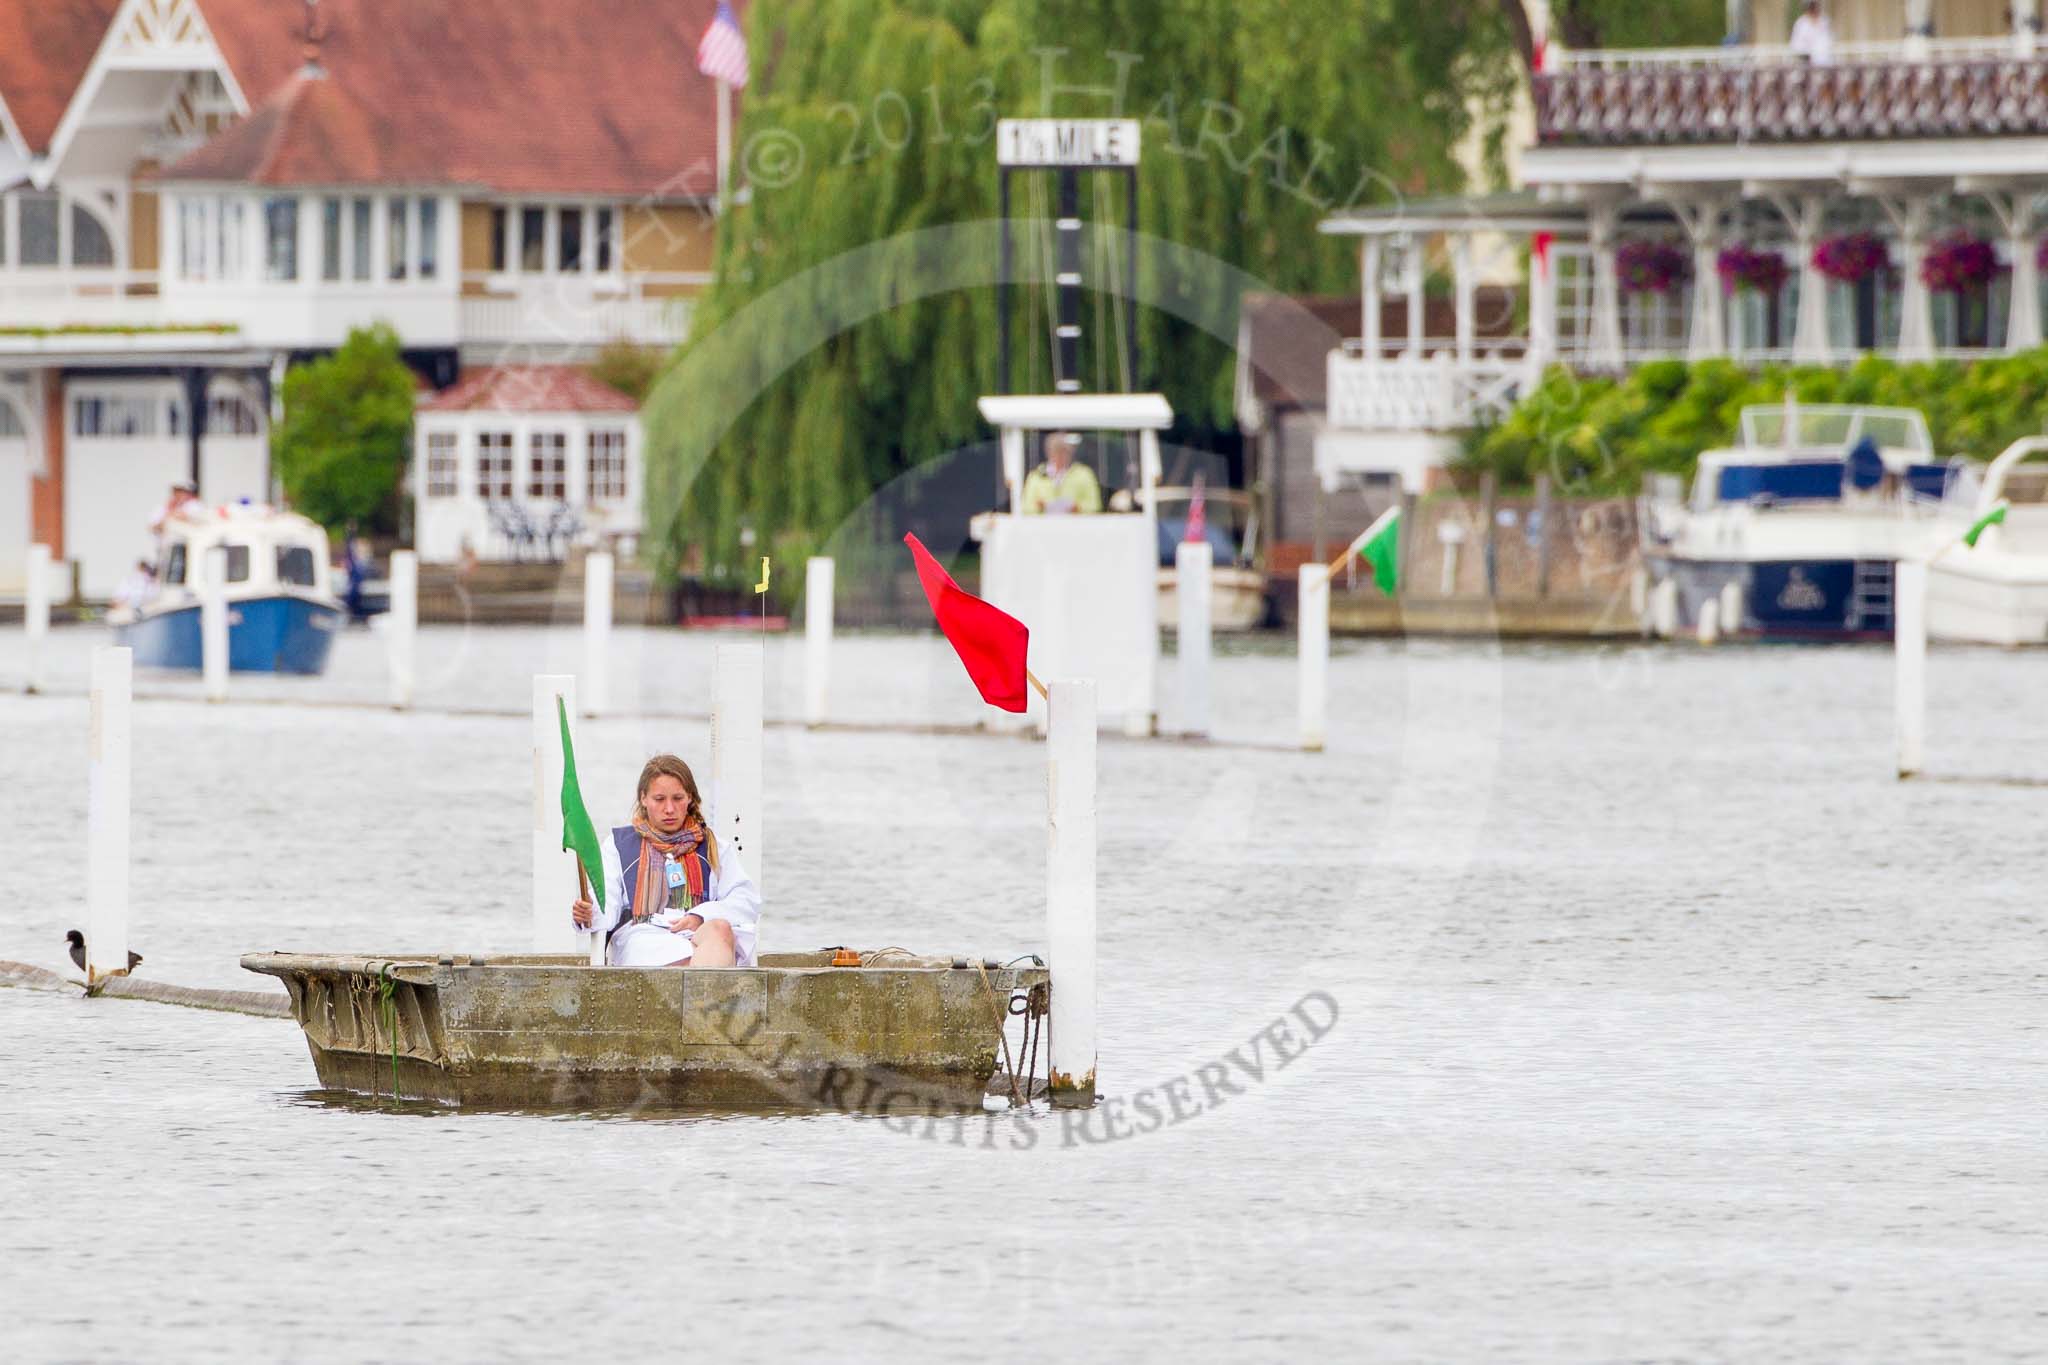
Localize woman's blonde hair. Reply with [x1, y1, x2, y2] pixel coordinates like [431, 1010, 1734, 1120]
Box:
[632, 753, 720, 869]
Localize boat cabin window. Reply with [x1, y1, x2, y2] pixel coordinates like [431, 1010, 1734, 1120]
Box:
[163, 544, 186, 586]
[224, 544, 250, 583]
[276, 545, 316, 586]
[1716, 462, 1844, 504]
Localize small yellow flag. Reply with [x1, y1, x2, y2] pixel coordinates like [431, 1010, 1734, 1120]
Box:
[755, 556, 771, 594]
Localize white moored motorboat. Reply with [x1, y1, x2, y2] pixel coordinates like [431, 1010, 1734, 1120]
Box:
[1640, 403, 1977, 641]
[1928, 436, 2048, 646]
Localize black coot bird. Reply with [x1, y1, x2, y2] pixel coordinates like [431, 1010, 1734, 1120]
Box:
[65, 929, 141, 974]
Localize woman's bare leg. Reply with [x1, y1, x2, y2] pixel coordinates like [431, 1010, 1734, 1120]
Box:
[684, 919, 737, 967]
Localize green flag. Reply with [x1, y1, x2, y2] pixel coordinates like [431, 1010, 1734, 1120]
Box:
[1963, 500, 2009, 548]
[557, 695, 604, 909]
[1338, 507, 1401, 598]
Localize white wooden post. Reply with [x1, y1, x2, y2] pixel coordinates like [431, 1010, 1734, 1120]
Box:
[533, 673, 584, 954]
[23, 542, 50, 694]
[1175, 539, 1212, 737]
[1528, 236, 1558, 381]
[1404, 235, 1425, 360]
[1360, 238, 1383, 360]
[712, 642, 765, 887]
[201, 544, 228, 703]
[582, 550, 613, 719]
[804, 556, 834, 728]
[1298, 564, 1330, 752]
[387, 549, 416, 709]
[1046, 677, 1097, 1107]
[2018, 0, 2042, 56]
[1895, 561, 1927, 779]
[86, 646, 132, 985]
[1452, 234, 1476, 365]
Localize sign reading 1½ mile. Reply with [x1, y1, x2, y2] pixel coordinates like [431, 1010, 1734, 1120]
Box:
[996, 118, 1141, 168]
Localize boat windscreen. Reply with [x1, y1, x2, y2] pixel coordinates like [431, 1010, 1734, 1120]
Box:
[276, 545, 317, 586]
[224, 544, 250, 583]
[163, 543, 186, 586]
[1740, 406, 1931, 455]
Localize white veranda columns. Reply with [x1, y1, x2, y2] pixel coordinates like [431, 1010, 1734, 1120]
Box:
[1587, 202, 1624, 369]
[1673, 198, 1728, 359]
[1983, 190, 2043, 352]
[1884, 197, 1936, 361]
[1776, 194, 1831, 365]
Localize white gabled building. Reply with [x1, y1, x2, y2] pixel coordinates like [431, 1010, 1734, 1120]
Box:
[0, 0, 734, 595]
[1314, 0, 2048, 494]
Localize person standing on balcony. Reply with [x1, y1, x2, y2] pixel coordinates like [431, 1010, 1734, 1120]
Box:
[1790, 1, 1835, 64]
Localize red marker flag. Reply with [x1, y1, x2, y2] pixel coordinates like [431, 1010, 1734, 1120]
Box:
[903, 532, 1031, 713]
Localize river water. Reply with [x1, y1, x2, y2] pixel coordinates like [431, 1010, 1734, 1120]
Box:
[2, 623, 2044, 1361]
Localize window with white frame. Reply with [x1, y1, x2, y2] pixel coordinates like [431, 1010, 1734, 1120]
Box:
[0, 401, 23, 439]
[18, 193, 59, 267]
[495, 203, 622, 277]
[388, 196, 408, 281]
[350, 197, 372, 281]
[218, 199, 244, 280]
[1, 189, 123, 272]
[264, 197, 298, 281]
[478, 431, 515, 500]
[206, 392, 263, 436]
[528, 431, 567, 500]
[419, 198, 439, 280]
[179, 198, 207, 279]
[426, 430, 460, 497]
[71, 202, 113, 268]
[320, 198, 342, 281]
[588, 427, 628, 501]
[73, 393, 175, 438]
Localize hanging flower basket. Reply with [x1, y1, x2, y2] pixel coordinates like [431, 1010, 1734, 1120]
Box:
[1615, 240, 1691, 295]
[1812, 233, 1892, 284]
[1715, 245, 1789, 296]
[1920, 234, 1997, 293]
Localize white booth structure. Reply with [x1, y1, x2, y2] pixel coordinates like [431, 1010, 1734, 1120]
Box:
[412, 365, 642, 564]
[973, 392, 1169, 736]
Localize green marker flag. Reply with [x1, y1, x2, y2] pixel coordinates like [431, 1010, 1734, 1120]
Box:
[1335, 506, 1401, 598]
[557, 695, 604, 909]
[1963, 500, 2009, 548]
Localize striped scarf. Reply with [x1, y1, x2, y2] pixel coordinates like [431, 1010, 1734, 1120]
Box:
[629, 816, 710, 922]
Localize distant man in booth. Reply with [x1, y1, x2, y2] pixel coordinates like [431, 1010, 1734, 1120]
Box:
[1021, 431, 1102, 515]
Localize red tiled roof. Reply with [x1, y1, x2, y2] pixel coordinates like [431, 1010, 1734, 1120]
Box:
[418, 366, 639, 415]
[166, 0, 734, 197]
[0, 0, 119, 153]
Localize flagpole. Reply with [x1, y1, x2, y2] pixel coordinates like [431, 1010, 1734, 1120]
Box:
[716, 77, 732, 214]
[1328, 504, 1400, 575]
[1026, 667, 1049, 701]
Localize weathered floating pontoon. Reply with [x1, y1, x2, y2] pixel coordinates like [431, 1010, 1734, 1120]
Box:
[242, 950, 1048, 1109]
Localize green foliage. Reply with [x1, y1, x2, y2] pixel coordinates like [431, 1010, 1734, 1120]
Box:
[1461, 350, 2048, 495]
[273, 324, 416, 535]
[646, 0, 1521, 583]
[585, 342, 668, 405]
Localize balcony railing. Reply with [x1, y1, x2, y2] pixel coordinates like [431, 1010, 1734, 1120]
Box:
[458, 277, 696, 350]
[1328, 347, 1530, 431]
[1552, 36, 2027, 71]
[1535, 50, 2048, 145]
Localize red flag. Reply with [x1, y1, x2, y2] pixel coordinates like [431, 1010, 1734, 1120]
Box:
[903, 533, 1030, 712]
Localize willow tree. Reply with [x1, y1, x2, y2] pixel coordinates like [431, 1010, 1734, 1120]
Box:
[644, 0, 1523, 589]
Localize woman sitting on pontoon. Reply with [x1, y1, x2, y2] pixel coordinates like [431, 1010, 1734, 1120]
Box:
[570, 754, 760, 967]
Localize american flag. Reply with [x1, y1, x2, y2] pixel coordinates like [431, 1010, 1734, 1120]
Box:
[697, 2, 749, 89]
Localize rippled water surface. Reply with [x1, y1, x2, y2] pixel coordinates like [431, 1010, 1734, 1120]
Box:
[3, 623, 2045, 1361]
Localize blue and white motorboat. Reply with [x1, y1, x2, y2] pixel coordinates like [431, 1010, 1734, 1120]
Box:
[1639, 403, 1977, 641]
[112, 503, 344, 674]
